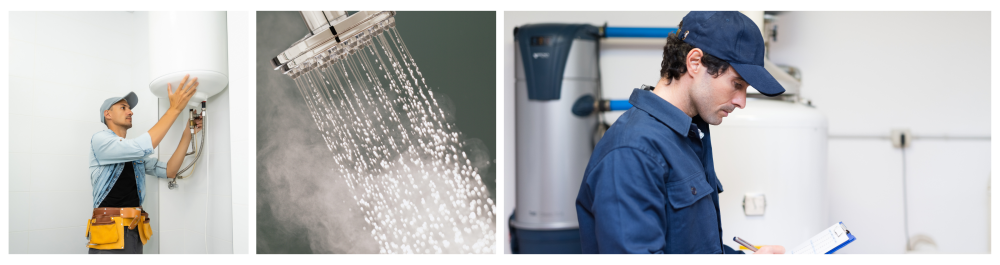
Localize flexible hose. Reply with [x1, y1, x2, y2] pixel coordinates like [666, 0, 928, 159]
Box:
[178, 155, 199, 179]
[178, 114, 206, 177]
[187, 109, 196, 155]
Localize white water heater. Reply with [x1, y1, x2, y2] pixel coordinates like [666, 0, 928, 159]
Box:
[711, 98, 828, 251]
[148, 11, 229, 106]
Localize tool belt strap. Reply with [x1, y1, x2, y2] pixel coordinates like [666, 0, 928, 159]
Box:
[92, 207, 144, 218]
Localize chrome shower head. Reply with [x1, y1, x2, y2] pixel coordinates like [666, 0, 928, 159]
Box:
[270, 11, 396, 79]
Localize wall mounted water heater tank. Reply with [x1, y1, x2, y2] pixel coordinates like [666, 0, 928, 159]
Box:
[148, 11, 229, 106]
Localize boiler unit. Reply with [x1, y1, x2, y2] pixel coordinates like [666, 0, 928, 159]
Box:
[148, 11, 230, 189]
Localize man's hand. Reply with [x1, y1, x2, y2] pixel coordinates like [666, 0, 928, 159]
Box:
[753, 245, 785, 254]
[193, 116, 203, 134]
[149, 74, 199, 149]
[167, 74, 199, 111]
[167, 115, 201, 179]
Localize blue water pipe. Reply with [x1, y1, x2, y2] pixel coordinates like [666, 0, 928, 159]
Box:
[599, 26, 671, 109]
[603, 26, 677, 38]
[608, 100, 632, 111]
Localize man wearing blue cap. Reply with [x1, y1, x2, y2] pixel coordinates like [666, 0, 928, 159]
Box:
[576, 12, 786, 254]
[87, 75, 202, 254]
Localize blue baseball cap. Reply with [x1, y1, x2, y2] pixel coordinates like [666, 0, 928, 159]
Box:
[679, 11, 784, 96]
[99, 91, 138, 125]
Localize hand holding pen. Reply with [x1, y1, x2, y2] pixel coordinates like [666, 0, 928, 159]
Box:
[734, 237, 786, 254]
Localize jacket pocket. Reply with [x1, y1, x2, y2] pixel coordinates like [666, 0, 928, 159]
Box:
[665, 171, 714, 209]
[88, 217, 120, 245]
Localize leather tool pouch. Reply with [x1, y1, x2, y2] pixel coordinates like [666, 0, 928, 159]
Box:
[86, 216, 124, 249]
[85, 208, 151, 249]
[138, 213, 152, 245]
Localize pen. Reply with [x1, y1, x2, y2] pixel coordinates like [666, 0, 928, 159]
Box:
[733, 237, 758, 252]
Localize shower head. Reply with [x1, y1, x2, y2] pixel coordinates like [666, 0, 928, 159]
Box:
[271, 11, 396, 79]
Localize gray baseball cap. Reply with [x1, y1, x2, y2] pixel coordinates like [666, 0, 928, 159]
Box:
[100, 91, 138, 125]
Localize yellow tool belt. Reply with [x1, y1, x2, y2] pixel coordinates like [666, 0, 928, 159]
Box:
[85, 207, 152, 250]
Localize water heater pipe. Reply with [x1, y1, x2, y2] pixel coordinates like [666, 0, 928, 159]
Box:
[601, 26, 677, 38]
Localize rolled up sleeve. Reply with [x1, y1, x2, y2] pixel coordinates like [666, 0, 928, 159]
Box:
[91, 131, 155, 165]
[143, 156, 168, 179]
[587, 148, 668, 254]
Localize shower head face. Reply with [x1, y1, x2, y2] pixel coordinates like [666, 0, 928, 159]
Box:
[271, 11, 396, 78]
[149, 70, 229, 107]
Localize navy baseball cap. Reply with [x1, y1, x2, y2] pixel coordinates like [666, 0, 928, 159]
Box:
[679, 11, 784, 96]
[99, 91, 138, 125]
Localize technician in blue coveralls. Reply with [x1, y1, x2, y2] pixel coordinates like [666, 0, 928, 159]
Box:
[576, 11, 787, 254]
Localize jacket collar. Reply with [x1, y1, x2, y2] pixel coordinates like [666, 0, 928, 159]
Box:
[101, 128, 126, 138]
[628, 88, 693, 136]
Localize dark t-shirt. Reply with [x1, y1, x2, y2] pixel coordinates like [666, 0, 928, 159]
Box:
[99, 162, 140, 208]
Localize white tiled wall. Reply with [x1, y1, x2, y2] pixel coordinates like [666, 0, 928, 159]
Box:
[8, 11, 160, 254]
[503, 11, 991, 254]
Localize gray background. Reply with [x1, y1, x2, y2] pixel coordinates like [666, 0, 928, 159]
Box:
[256, 11, 496, 254]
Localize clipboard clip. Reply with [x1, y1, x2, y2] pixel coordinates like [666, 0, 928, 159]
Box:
[839, 222, 851, 234]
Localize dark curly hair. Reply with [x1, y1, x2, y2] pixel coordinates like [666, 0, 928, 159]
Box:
[660, 21, 732, 85]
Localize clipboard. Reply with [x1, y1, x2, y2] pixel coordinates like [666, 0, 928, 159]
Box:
[788, 222, 857, 254]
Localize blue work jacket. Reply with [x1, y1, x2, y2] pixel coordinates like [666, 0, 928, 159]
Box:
[89, 129, 169, 208]
[576, 88, 734, 254]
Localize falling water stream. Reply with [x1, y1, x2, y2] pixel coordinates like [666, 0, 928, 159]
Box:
[290, 27, 495, 254]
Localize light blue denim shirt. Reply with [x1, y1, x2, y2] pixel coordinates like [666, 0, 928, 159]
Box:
[89, 129, 168, 208]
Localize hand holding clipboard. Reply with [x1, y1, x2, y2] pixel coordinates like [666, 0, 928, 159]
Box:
[736, 222, 856, 254]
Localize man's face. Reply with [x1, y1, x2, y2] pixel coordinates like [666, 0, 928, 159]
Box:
[690, 66, 748, 125]
[105, 100, 133, 129]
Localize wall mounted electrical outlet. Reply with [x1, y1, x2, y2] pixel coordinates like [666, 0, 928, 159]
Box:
[743, 193, 766, 216]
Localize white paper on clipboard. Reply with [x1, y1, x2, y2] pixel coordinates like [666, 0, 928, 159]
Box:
[788, 222, 856, 254]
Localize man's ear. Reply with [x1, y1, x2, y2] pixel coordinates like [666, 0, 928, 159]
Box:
[686, 48, 703, 77]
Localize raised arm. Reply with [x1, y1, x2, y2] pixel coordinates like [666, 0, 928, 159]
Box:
[148, 74, 198, 149]
[165, 116, 202, 179]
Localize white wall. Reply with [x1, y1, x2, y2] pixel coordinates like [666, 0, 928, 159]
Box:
[768, 12, 991, 254]
[8, 11, 160, 254]
[503, 11, 990, 254]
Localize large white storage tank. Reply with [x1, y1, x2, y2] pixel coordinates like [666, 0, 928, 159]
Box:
[148, 11, 229, 106]
[712, 93, 828, 251]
